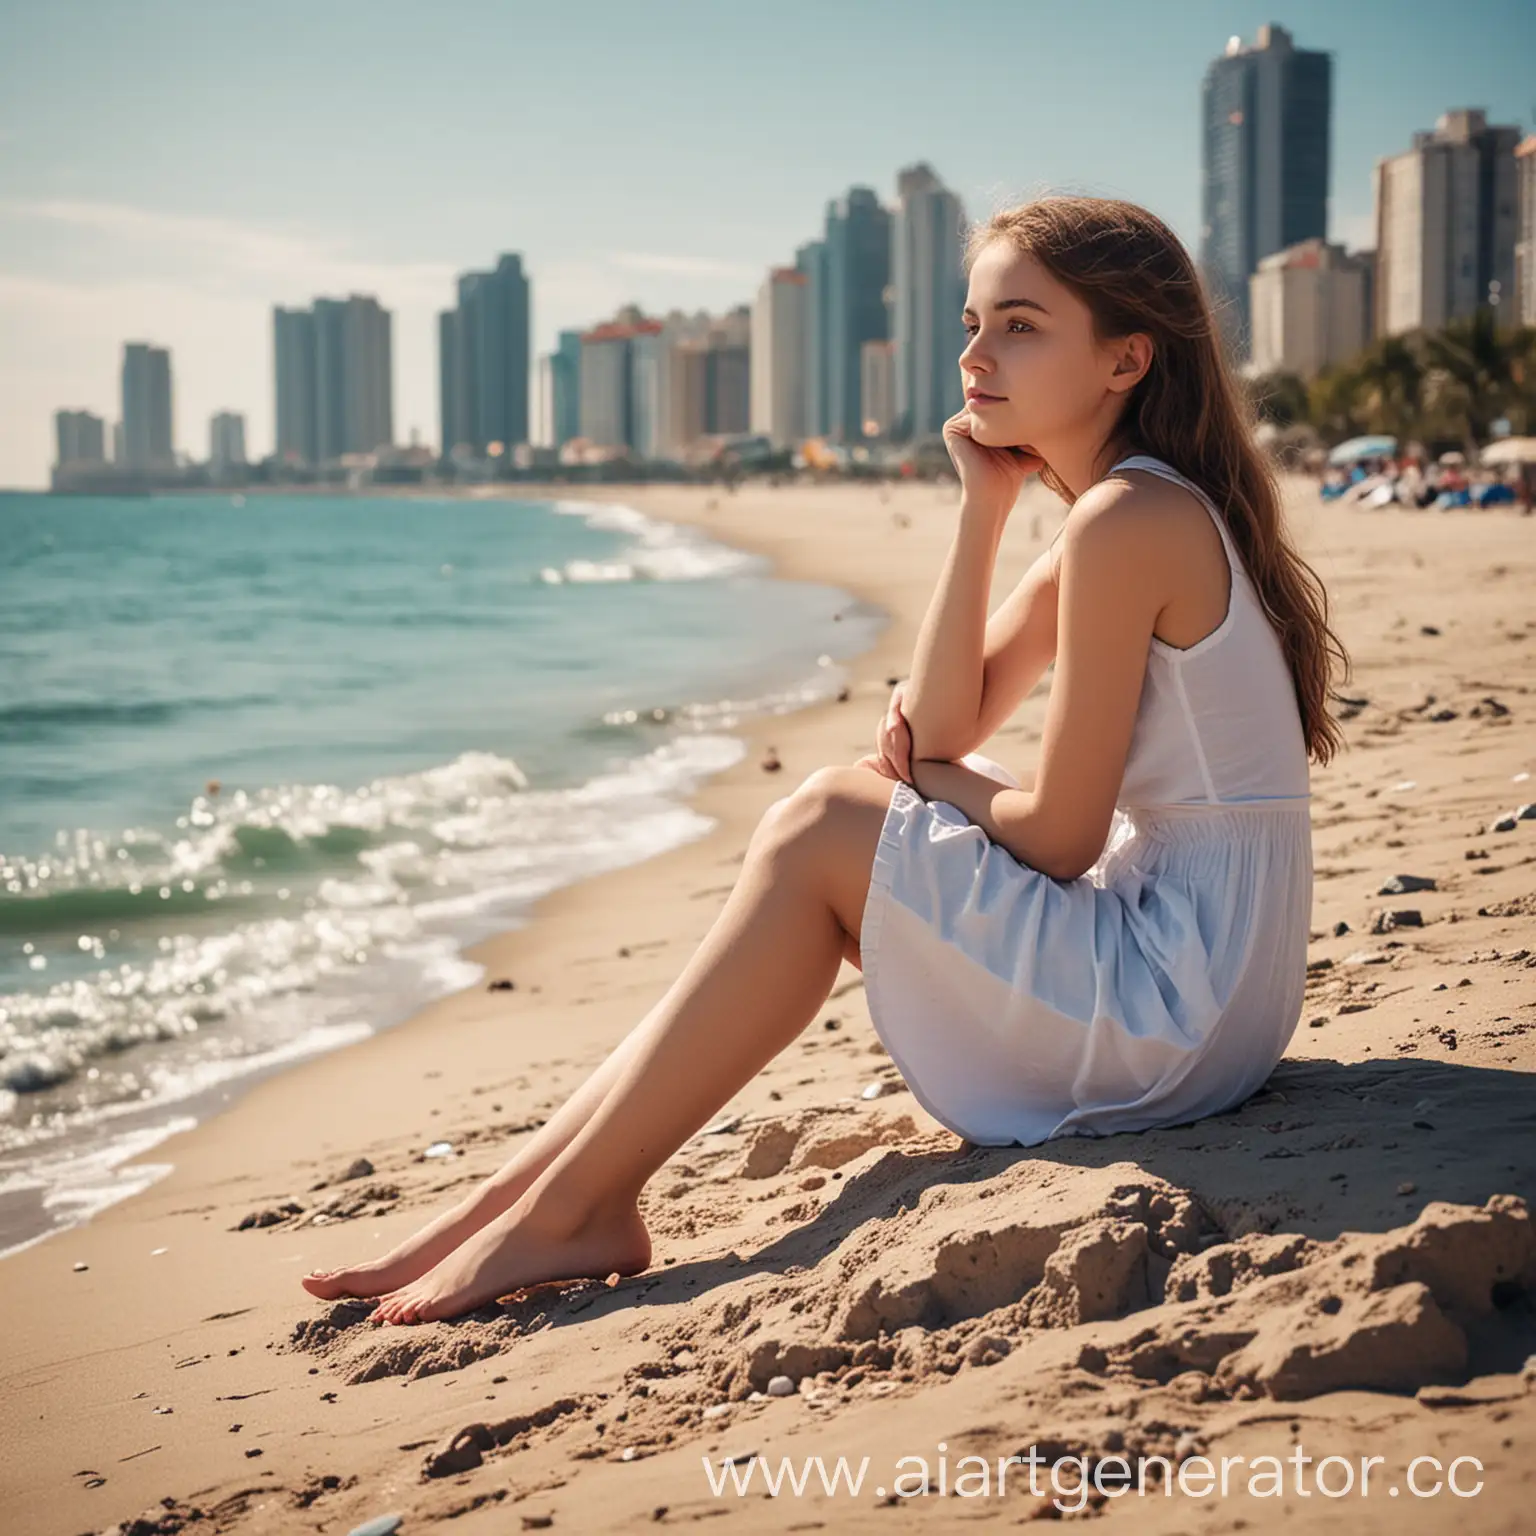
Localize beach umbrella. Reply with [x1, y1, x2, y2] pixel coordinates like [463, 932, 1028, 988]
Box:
[1327, 435, 1398, 466]
[1478, 436, 1536, 466]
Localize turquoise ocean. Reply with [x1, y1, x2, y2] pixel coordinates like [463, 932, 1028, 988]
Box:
[0, 490, 884, 1253]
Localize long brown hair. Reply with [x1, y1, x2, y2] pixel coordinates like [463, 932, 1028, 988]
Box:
[971, 196, 1350, 766]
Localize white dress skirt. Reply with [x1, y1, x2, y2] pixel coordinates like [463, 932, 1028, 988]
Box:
[855, 454, 1315, 1147]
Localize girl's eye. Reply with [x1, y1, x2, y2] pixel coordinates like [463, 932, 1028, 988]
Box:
[1008, 319, 1033, 334]
[963, 322, 979, 336]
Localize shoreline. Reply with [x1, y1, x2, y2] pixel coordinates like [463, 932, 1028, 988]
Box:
[5, 477, 1535, 1536]
[0, 485, 890, 1259]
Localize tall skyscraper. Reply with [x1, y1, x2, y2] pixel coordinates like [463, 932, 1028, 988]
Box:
[436, 254, 531, 462]
[1517, 137, 1536, 330]
[891, 163, 967, 439]
[703, 306, 751, 436]
[54, 409, 105, 467]
[860, 339, 896, 438]
[549, 329, 583, 447]
[1375, 110, 1523, 337]
[438, 307, 464, 456]
[276, 297, 391, 464]
[751, 267, 809, 447]
[209, 412, 247, 471]
[309, 295, 393, 460]
[1201, 24, 1332, 355]
[824, 187, 891, 442]
[274, 307, 318, 465]
[794, 239, 829, 437]
[119, 342, 172, 466]
[121, 342, 174, 471]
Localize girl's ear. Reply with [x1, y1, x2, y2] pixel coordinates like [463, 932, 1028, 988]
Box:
[1107, 333, 1153, 395]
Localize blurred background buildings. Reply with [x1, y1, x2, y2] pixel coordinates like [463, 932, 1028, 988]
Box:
[45, 22, 1536, 490]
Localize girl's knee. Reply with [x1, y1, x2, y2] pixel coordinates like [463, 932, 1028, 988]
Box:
[754, 767, 869, 861]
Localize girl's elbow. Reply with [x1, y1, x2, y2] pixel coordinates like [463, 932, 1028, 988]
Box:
[1032, 848, 1095, 882]
[1014, 813, 1109, 882]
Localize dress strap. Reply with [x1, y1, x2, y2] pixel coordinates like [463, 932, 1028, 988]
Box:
[1108, 454, 1242, 578]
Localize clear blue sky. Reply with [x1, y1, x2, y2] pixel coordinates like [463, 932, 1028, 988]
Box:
[2, 0, 1531, 487]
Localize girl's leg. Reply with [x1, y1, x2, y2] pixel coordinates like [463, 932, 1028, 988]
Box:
[302, 1002, 674, 1299]
[370, 765, 893, 1323]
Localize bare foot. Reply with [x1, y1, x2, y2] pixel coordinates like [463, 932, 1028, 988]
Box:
[369, 1198, 652, 1324]
[301, 1179, 524, 1301]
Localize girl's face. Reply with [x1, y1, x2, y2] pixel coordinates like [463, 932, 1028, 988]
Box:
[958, 240, 1137, 455]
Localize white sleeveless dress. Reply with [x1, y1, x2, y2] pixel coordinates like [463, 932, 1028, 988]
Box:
[858, 454, 1314, 1146]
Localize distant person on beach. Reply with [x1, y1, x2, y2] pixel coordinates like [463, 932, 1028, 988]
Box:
[303, 196, 1348, 1324]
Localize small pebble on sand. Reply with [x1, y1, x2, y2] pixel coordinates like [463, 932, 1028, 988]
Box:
[422, 1141, 453, 1159]
[72, 1261, 88, 1272]
[766, 1375, 796, 1397]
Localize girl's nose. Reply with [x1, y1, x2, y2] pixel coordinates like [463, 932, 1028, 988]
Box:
[959, 338, 989, 373]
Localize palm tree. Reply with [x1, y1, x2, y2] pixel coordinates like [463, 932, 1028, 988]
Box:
[1504, 326, 1536, 435]
[1308, 360, 1369, 442]
[1352, 334, 1427, 442]
[1421, 312, 1521, 453]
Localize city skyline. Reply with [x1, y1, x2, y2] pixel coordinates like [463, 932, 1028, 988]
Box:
[4, 0, 1534, 487]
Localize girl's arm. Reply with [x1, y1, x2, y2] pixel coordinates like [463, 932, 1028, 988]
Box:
[900, 412, 1042, 763]
[909, 479, 1165, 881]
[899, 499, 1010, 763]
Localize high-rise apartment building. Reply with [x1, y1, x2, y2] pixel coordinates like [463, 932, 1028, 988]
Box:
[794, 239, 829, 438]
[576, 306, 753, 460]
[120, 342, 174, 471]
[438, 255, 531, 457]
[275, 296, 392, 464]
[1375, 110, 1522, 337]
[633, 312, 724, 461]
[549, 329, 583, 447]
[54, 409, 106, 467]
[824, 187, 891, 442]
[579, 308, 659, 451]
[860, 339, 896, 438]
[210, 412, 247, 472]
[1511, 135, 1536, 330]
[890, 163, 967, 439]
[438, 254, 531, 460]
[319, 295, 393, 459]
[274, 307, 318, 465]
[438, 308, 464, 458]
[1249, 239, 1370, 379]
[1201, 24, 1332, 355]
[751, 268, 810, 448]
[704, 306, 751, 437]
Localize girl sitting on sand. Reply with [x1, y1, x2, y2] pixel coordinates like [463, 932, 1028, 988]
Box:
[304, 195, 1346, 1325]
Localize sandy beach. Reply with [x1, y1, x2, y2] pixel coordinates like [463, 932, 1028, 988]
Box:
[2, 474, 1534, 1535]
